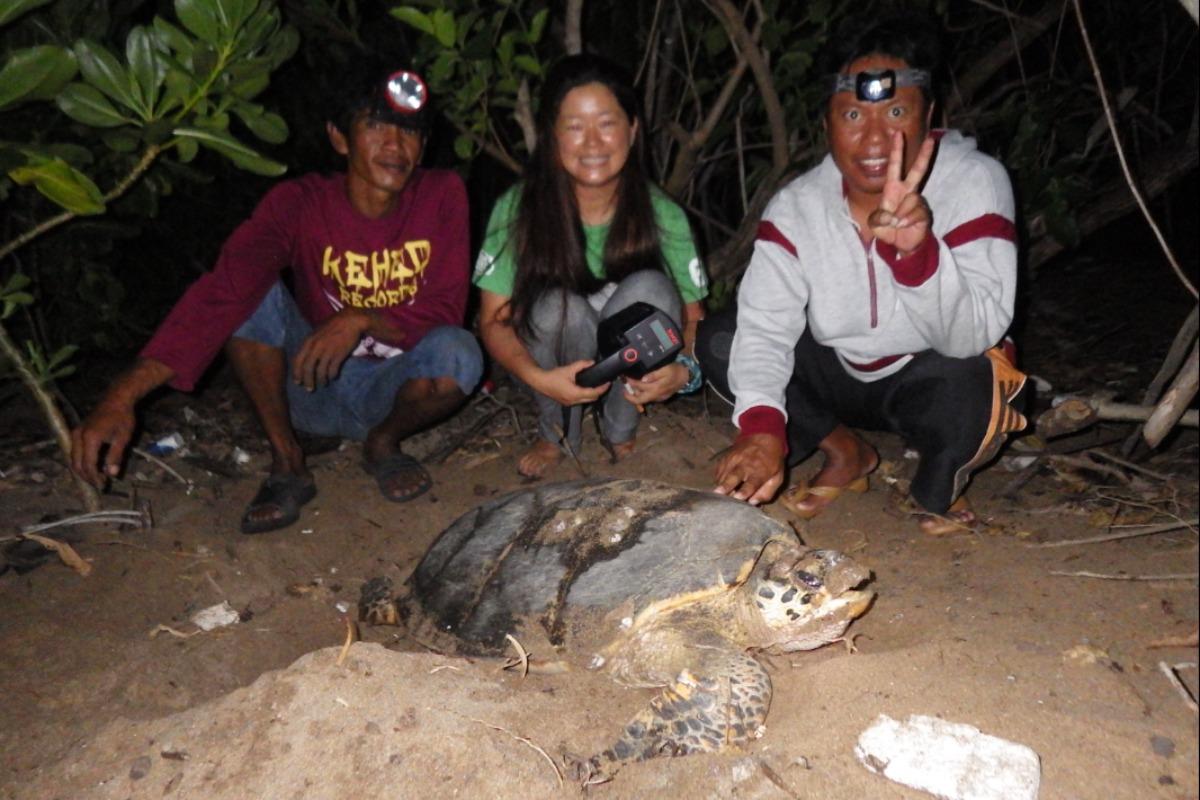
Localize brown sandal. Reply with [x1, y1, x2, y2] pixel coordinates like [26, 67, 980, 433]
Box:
[916, 496, 977, 536]
[778, 476, 870, 520]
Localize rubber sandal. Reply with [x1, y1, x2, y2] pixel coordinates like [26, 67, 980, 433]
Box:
[778, 476, 869, 520]
[240, 474, 317, 535]
[916, 496, 977, 536]
[365, 452, 432, 503]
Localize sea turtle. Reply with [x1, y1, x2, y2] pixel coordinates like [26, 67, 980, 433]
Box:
[358, 478, 873, 781]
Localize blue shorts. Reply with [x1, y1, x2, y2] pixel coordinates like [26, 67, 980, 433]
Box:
[232, 283, 482, 440]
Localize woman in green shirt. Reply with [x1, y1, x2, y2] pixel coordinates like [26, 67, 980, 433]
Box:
[475, 54, 708, 478]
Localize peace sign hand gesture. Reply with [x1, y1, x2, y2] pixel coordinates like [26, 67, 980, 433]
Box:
[867, 131, 936, 256]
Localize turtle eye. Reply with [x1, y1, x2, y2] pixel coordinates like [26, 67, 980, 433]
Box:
[795, 570, 823, 589]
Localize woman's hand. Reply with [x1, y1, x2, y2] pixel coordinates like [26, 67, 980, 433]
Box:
[621, 362, 689, 411]
[534, 360, 610, 407]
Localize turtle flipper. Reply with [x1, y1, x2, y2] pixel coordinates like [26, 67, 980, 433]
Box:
[571, 652, 771, 783]
[358, 576, 400, 626]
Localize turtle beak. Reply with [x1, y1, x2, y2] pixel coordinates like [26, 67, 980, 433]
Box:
[841, 590, 875, 619]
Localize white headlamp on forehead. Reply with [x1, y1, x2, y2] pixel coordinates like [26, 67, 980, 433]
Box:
[828, 68, 930, 102]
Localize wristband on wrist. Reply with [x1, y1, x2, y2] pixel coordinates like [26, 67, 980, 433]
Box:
[675, 353, 703, 395]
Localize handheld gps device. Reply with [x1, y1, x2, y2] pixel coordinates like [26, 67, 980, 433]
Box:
[574, 302, 683, 388]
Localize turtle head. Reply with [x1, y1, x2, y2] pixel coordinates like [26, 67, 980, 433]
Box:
[747, 546, 873, 652]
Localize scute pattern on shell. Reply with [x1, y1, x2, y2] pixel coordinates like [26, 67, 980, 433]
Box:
[407, 478, 794, 653]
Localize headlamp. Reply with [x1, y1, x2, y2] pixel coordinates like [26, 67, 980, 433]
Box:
[383, 70, 428, 114]
[828, 68, 930, 102]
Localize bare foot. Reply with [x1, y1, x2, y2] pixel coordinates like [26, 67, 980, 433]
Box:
[611, 438, 636, 461]
[781, 426, 878, 519]
[916, 496, 977, 535]
[518, 440, 563, 478]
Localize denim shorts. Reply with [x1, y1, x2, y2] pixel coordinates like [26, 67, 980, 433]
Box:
[233, 283, 483, 440]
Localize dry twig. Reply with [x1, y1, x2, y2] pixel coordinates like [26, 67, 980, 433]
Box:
[19, 533, 91, 576]
[1026, 518, 1198, 548]
[502, 633, 531, 678]
[1148, 630, 1200, 649]
[1085, 449, 1171, 482]
[468, 716, 564, 788]
[1049, 570, 1198, 581]
[148, 624, 200, 639]
[1071, 0, 1196, 298]
[17, 509, 148, 536]
[131, 446, 194, 491]
[335, 617, 357, 667]
[1157, 661, 1198, 714]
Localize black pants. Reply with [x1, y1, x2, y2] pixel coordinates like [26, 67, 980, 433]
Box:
[696, 307, 1025, 513]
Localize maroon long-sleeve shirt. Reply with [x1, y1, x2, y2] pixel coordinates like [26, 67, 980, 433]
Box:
[140, 169, 470, 391]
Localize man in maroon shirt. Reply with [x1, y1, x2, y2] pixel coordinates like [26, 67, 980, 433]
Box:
[70, 60, 482, 533]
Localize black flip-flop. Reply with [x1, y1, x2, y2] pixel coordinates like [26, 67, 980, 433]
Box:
[240, 474, 318, 535]
[364, 452, 432, 503]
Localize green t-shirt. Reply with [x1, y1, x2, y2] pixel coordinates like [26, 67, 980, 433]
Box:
[472, 184, 708, 303]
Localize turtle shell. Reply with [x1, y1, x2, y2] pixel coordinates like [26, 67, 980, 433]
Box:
[407, 478, 796, 655]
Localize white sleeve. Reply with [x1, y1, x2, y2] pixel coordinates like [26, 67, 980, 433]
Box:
[877, 158, 1017, 357]
[729, 226, 809, 425]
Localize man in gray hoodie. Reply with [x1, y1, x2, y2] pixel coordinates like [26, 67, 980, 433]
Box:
[700, 12, 1027, 533]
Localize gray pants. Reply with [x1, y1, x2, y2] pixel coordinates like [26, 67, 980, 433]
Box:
[524, 270, 682, 449]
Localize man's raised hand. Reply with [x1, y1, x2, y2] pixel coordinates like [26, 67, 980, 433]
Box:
[868, 131, 935, 255]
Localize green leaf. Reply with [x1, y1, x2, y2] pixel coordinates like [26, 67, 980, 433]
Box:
[497, 32, 514, 69]
[453, 133, 474, 160]
[126, 26, 165, 113]
[174, 135, 199, 162]
[528, 8, 549, 43]
[0, 0, 54, 26]
[2, 273, 32, 293]
[56, 82, 134, 127]
[173, 125, 286, 175]
[152, 17, 194, 59]
[161, 66, 195, 113]
[233, 104, 288, 144]
[0, 46, 78, 111]
[101, 128, 141, 152]
[431, 9, 456, 47]
[212, 0, 248, 30]
[261, 24, 299, 67]
[224, 59, 271, 98]
[391, 6, 434, 35]
[74, 39, 141, 115]
[141, 118, 175, 145]
[513, 54, 541, 76]
[191, 43, 218, 78]
[9, 156, 106, 214]
[176, 0, 220, 45]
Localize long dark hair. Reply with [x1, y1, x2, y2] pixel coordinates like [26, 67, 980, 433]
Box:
[507, 54, 663, 338]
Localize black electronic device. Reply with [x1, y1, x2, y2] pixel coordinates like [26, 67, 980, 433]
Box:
[574, 302, 683, 388]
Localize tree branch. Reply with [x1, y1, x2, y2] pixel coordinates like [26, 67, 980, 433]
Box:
[563, 0, 584, 55]
[708, 0, 787, 172]
[947, 0, 1065, 117]
[1026, 131, 1199, 270]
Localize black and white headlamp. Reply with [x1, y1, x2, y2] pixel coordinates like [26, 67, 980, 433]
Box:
[828, 68, 930, 102]
[367, 69, 431, 130]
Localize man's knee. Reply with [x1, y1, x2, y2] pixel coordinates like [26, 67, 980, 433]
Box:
[411, 326, 483, 394]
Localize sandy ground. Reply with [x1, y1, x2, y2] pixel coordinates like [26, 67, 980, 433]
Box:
[0, 373, 1196, 800]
